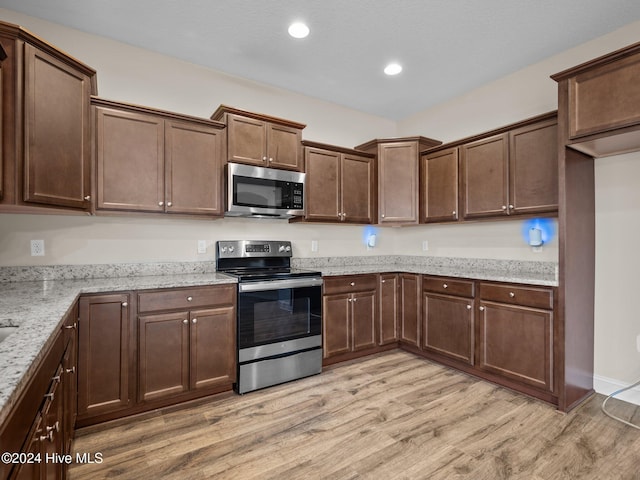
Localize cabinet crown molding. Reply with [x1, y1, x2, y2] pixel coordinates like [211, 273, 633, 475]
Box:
[210, 104, 306, 129]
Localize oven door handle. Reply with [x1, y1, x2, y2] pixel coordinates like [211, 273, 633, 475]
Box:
[238, 277, 323, 292]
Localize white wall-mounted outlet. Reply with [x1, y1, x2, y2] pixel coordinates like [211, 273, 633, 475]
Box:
[30, 239, 45, 257]
[311, 240, 318, 253]
[197, 240, 207, 254]
[422, 240, 429, 251]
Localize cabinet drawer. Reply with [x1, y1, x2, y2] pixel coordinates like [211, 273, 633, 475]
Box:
[480, 283, 553, 309]
[323, 274, 378, 295]
[138, 285, 235, 313]
[422, 276, 474, 298]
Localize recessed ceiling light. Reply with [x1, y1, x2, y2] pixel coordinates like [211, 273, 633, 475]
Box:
[288, 22, 310, 39]
[384, 63, 403, 76]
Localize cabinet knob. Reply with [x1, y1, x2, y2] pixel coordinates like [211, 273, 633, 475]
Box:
[84, 195, 91, 201]
[501, 205, 507, 211]
[183, 319, 188, 324]
[452, 211, 456, 216]
[350, 282, 355, 286]
[353, 298, 357, 302]
[46, 421, 60, 434]
[159, 201, 164, 206]
[263, 156, 268, 161]
[467, 305, 472, 310]
[381, 214, 385, 218]
[40, 431, 55, 443]
[479, 306, 485, 311]
[187, 296, 193, 302]
[509, 204, 514, 210]
[269, 157, 273, 162]
[167, 201, 173, 207]
[66, 366, 76, 374]
[443, 283, 448, 289]
[509, 292, 515, 298]
[192, 318, 197, 324]
[381, 280, 386, 283]
[44, 392, 55, 401]
[348, 298, 352, 303]
[122, 302, 128, 308]
[64, 322, 77, 330]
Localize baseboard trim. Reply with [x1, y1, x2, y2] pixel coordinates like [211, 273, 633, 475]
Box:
[594, 374, 640, 406]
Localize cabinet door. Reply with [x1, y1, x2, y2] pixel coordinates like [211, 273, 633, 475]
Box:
[165, 120, 224, 216]
[423, 293, 474, 365]
[461, 134, 508, 219]
[23, 44, 91, 210]
[399, 274, 421, 347]
[40, 365, 64, 480]
[62, 341, 77, 455]
[341, 153, 374, 224]
[378, 141, 419, 224]
[190, 306, 236, 390]
[267, 123, 303, 171]
[0, 52, 4, 202]
[96, 107, 164, 212]
[421, 147, 459, 223]
[77, 294, 133, 418]
[509, 118, 558, 215]
[322, 293, 351, 359]
[351, 291, 377, 351]
[379, 274, 398, 345]
[226, 114, 266, 166]
[138, 312, 190, 402]
[13, 414, 43, 480]
[304, 147, 341, 221]
[479, 301, 553, 391]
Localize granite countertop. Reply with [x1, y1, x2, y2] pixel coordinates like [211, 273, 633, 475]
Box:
[0, 256, 557, 426]
[0, 271, 237, 425]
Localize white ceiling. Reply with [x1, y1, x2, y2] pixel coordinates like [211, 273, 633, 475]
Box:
[2, 0, 640, 120]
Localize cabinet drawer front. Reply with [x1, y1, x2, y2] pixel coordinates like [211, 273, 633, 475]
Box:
[138, 285, 235, 313]
[323, 274, 378, 295]
[422, 276, 474, 297]
[480, 283, 553, 309]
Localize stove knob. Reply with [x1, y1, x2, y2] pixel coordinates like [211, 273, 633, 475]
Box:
[221, 246, 227, 253]
[279, 245, 286, 253]
[285, 245, 291, 252]
[228, 246, 235, 253]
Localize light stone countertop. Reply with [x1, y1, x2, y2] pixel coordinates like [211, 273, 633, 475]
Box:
[0, 272, 237, 425]
[0, 256, 557, 425]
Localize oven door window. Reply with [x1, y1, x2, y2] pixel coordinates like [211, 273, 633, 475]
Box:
[238, 285, 321, 348]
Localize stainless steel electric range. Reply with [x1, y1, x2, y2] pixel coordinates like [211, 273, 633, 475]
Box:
[216, 240, 323, 394]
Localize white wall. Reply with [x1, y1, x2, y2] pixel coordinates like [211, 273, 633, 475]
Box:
[1, 10, 639, 400]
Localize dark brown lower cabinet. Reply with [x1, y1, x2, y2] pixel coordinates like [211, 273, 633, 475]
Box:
[423, 277, 475, 365]
[378, 274, 399, 345]
[322, 275, 377, 361]
[399, 273, 421, 348]
[77, 293, 134, 421]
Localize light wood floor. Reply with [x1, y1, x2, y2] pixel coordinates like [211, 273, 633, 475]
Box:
[68, 350, 640, 479]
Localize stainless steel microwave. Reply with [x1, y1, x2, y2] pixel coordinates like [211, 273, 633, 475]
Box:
[226, 162, 305, 219]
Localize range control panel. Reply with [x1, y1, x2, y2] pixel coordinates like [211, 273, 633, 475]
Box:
[216, 240, 292, 259]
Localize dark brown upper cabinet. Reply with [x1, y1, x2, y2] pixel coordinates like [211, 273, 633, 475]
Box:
[552, 41, 640, 158]
[456, 112, 558, 220]
[356, 136, 441, 225]
[0, 20, 97, 213]
[211, 105, 305, 172]
[303, 141, 375, 224]
[93, 98, 226, 217]
[421, 147, 460, 223]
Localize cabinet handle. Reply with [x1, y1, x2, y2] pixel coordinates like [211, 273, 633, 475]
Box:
[52, 375, 61, 383]
[187, 296, 193, 302]
[443, 283, 448, 289]
[46, 421, 60, 434]
[183, 319, 188, 324]
[467, 305, 472, 310]
[192, 318, 197, 324]
[40, 431, 54, 443]
[44, 392, 55, 401]
[66, 366, 76, 374]
[84, 195, 91, 201]
[159, 201, 164, 206]
[122, 302, 128, 308]
[509, 292, 515, 298]
[64, 322, 77, 329]
[167, 201, 173, 207]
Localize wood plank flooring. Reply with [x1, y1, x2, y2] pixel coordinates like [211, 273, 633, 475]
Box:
[68, 350, 640, 479]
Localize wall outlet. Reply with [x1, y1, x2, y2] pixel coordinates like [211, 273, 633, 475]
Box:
[311, 240, 319, 253]
[422, 240, 429, 251]
[31, 239, 45, 257]
[197, 240, 207, 254]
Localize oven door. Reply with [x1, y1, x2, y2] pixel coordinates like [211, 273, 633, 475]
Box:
[237, 277, 322, 357]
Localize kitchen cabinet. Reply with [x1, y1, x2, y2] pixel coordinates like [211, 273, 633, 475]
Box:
[399, 273, 421, 348]
[211, 105, 305, 171]
[94, 98, 226, 216]
[137, 285, 236, 403]
[378, 273, 399, 345]
[478, 282, 554, 393]
[420, 147, 459, 223]
[0, 21, 96, 213]
[77, 293, 134, 423]
[461, 113, 558, 219]
[356, 137, 441, 225]
[422, 276, 475, 365]
[552, 41, 640, 157]
[322, 275, 377, 361]
[303, 141, 375, 224]
[61, 303, 78, 459]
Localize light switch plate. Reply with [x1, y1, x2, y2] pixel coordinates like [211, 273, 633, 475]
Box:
[197, 240, 207, 254]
